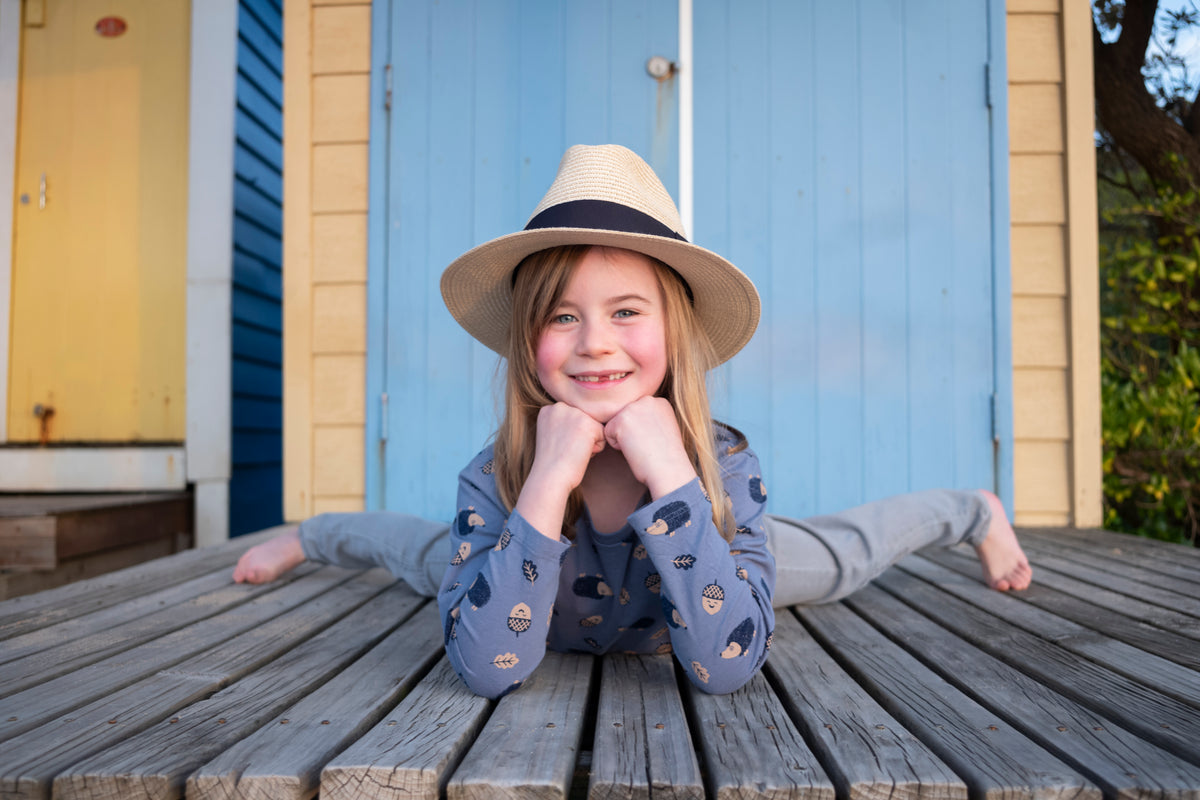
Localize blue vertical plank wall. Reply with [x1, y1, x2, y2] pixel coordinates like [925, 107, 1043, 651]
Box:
[694, 0, 1003, 518]
[371, 0, 678, 519]
[229, 0, 284, 536]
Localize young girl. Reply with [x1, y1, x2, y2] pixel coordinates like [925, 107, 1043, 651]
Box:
[235, 144, 1032, 699]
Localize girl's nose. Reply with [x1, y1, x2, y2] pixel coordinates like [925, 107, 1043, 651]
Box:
[576, 320, 616, 355]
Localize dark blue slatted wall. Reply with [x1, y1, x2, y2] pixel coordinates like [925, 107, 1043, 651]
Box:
[230, 0, 284, 536]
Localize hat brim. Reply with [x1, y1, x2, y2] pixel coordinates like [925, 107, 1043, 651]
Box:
[440, 227, 760, 366]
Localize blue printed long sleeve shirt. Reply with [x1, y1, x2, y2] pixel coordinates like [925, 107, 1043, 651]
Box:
[437, 427, 776, 699]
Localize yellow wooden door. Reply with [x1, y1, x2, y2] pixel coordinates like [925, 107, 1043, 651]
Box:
[8, 0, 189, 443]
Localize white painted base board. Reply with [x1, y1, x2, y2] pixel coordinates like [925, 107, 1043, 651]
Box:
[0, 448, 187, 491]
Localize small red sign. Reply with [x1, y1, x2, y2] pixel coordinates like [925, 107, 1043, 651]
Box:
[95, 17, 127, 37]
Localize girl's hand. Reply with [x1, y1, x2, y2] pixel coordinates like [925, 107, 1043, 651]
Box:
[516, 402, 606, 538]
[604, 396, 697, 499]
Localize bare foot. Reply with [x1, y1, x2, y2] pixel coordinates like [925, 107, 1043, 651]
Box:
[975, 491, 1032, 591]
[233, 526, 305, 584]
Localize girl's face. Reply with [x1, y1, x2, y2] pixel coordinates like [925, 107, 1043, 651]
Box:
[535, 247, 668, 424]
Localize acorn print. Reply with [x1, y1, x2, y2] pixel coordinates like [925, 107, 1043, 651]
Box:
[644, 501, 691, 536]
[701, 581, 725, 615]
[748, 476, 767, 504]
[494, 528, 512, 552]
[507, 603, 532, 636]
[573, 574, 613, 599]
[468, 573, 491, 610]
[691, 661, 710, 684]
[456, 507, 485, 537]
[644, 572, 662, 594]
[632, 544, 648, 560]
[721, 617, 756, 659]
[619, 587, 631, 605]
[661, 596, 687, 629]
[765, 629, 775, 650]
[450, 541, 471, 566]
[481, 459, 494, 475]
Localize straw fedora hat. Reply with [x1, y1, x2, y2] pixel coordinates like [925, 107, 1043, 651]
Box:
[440, 144, 760, 365]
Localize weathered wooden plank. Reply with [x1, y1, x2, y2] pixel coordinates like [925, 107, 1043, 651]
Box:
[0, 527, 280, 639]
[320, 659, 492, 800]
[1023, 530, 1200, 593]
[0, 566, 232, 666]
[846, 584, 1200, 800]
[0, 563, 350, 739]
[924, 547, 1200, 666]
[51, 582, 424, 800]
[1017, 540, 1200, 623]
[588, 654, 703, 800]
[878, 563, 1200, 763]
[187, 601, 443, 800]
[1039, 528, 1200, 566]
[0, 571, 397, 800]
[0, 568, 296, 695]
[795, 602, 1099, 800]
[901, 553, 1200, 709]
[685, 670, 834, 800]
[448, 651, 595, 800]
[766, 611, 966, 800]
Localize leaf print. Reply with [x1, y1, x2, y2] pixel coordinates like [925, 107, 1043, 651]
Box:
[672, 554, 696, 570]
[619, 587, 631, 605]
[691, 661, 710, 684]
[522, 559, 539, 585]
[656, 642, 673, 655]
[633, 544, 648, 560]
[492, 653, 520, 669]
[585, 637, 602, 650]
[580, 615, 602, 628]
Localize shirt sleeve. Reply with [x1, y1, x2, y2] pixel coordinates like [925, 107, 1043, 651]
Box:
[437, 450, 571, 699]
[627, 442, 775, 694]
[297, 512, 450, 597]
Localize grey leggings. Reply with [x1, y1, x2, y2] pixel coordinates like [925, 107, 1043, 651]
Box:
[298, 489, 991, 608]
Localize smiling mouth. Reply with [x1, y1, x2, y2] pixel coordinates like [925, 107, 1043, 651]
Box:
[572, 372, 630, 383]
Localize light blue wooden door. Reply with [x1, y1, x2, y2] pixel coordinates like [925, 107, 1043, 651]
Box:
[694, 0, 1008, 517]
[368, 0, 680, 518]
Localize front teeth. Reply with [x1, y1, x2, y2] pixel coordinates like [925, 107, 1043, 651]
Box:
[575, 373, 628, 382]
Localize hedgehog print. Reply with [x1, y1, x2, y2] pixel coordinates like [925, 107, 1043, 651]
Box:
[644, 500, 691, 535]
[456, 507, 485, 536]
[748, 476, 767, 504]
[721, 617, 755, 659]
[468, 573, 491, 610]
[573, 574, 612, 599]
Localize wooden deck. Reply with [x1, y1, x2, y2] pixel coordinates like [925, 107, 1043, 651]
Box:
[0, 526, 1198, 800]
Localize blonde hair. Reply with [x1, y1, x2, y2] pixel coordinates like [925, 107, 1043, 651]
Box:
[492, 245, 741, 542]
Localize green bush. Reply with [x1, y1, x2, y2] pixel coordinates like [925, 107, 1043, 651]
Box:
[1100, 196, 1200, 545]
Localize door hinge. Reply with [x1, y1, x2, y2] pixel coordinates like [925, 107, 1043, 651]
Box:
[384, 64, 393, 112]
[984, 63, 991, 109]
[380, 392, 390, 442]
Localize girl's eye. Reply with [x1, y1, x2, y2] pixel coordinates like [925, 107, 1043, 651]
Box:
[614, 309, 638, 319]
[552, 313, 577, 325]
